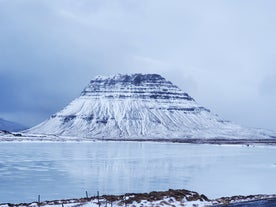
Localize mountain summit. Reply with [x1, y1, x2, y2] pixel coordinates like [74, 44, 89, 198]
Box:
[27, 74, 275, 139]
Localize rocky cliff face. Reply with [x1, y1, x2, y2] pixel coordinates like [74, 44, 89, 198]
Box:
[26, 74, 275, 139]
[81, 74, 195, 101]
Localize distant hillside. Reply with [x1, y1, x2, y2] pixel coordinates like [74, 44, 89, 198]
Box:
[0, 118, 26, 132]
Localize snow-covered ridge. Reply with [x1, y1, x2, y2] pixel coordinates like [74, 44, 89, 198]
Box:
[26, 73, 276, 139]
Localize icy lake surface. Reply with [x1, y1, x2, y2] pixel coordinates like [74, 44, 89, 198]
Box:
[0, 142, 276, 203]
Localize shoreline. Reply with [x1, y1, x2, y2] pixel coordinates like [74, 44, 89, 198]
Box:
[1, 134, 276, 145]
[100, 138, 276, 145]
[1, 130, 276, 145]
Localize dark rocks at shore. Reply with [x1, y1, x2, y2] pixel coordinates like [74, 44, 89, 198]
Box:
[104, 189, 209, 205]
[1, 188, 276, 207]
[0, 189, 209, 207]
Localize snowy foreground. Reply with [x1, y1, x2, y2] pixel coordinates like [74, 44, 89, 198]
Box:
[1, 189, 275, 207]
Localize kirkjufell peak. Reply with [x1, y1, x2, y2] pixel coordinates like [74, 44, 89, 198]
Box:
[26, 73, 275, 139]
[82, 74, 195, 101]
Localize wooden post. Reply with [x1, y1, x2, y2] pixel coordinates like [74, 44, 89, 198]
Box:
[38, 195, 41, 207]
[97, 191, 100, 207]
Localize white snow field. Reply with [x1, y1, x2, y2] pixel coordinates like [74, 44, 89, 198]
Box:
[25, 74, 276, 139]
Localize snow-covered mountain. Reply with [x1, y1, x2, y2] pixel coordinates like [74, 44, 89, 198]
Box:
[26, 74, 275, 139]
[0, 118, 26, 132]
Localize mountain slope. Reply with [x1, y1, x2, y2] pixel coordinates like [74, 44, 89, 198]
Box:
[26, 74, 275, 139]
[0, 118, 26, 132]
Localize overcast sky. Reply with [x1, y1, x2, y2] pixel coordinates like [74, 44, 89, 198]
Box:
[0, 0, 275, 131]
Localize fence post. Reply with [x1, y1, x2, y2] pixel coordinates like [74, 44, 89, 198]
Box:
[86, 191, 89, 200]
[97, 191, 100, 207]
[38, 195, 41, 207]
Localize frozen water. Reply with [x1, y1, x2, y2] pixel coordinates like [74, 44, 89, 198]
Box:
[0, 142, 275, 203]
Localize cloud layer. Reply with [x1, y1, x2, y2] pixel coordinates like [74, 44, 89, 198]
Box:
[0, 0, 275, 130]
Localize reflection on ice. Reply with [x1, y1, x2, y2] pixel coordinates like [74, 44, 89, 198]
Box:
[0, 142, 275, 203]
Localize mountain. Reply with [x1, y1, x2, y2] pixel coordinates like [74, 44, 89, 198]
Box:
[0, 118, 26, 132]
[26, 74, 275, 139]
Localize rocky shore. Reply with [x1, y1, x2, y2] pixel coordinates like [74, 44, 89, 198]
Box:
[1, 189, 275, 207]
